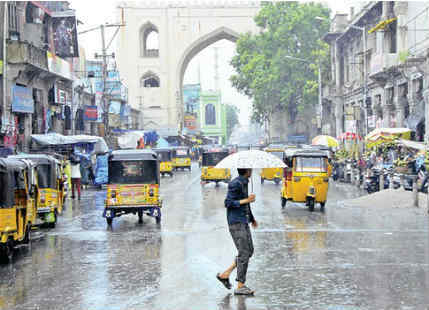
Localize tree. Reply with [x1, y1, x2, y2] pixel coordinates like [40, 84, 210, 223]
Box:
[226, 104, 239, 142]
[230, 2, 331, 125]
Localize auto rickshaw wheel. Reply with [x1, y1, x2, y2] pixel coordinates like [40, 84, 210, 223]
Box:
[308, 199, 315, 212]
[320, 202, 326, 212]
[281, 197, 287, 208]
[138, 211, 143, 223]
[261, 178, 264, 184]
[156, 216, 161, 224]
[106, 218, 113, 225]
[274, 178, 280, 185]
[0, 241, 13, 264]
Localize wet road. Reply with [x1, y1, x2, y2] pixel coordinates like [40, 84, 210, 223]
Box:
[1, 162, 429, 310]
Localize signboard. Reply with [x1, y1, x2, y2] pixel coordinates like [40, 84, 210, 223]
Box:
[184, 114, 197, 130]
[54, 84, 68, 104]
[47, 52, 73, 80]
[83, 105, 98, 121]
[52, 11, 79, 58]
[183, 84, 201, 115]
[367, 115, 376, 128]
[11, 85, 34, 113]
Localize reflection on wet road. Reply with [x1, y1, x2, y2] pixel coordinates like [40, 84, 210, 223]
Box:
[0, 164, 428, 310]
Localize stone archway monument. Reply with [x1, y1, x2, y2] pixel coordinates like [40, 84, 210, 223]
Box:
[116, 1, 259, 130]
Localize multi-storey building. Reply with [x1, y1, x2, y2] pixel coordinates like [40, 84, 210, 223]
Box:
[0, 1, 78, 152]
[323, 2, 429, 142]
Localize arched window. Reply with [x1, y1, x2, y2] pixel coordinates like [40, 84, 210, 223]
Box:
[205, 104, 216, 125]
[140, 22, 159, 57]
[140, 72, 160, 88]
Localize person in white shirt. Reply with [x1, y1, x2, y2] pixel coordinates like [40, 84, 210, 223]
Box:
[70, 157, 82, 200]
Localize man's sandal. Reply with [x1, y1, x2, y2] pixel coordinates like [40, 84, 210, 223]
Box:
[216, 273, 232, 289]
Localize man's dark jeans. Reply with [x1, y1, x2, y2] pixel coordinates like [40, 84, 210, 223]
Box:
[229, 222, 254, 283]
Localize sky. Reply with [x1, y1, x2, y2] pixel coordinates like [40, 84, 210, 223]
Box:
[70, 0, 358, 126]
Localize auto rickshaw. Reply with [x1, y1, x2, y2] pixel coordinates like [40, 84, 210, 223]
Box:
[200, 149, 231, 185]
[260, 147, 284, 185]
[281, 149, 329, 212]
[172, 146, 191, 171]
[103, 149, 162, 225]
[10, 154, 64, 227]
[0, 158, 37, 263]
[154, 148, 174, 177]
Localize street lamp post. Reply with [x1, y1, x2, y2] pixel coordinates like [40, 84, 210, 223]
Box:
[284, 55, 322, 133]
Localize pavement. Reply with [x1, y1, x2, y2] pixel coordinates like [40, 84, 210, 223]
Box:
[0, 163, 428, 310]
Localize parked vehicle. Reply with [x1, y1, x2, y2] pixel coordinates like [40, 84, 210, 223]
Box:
[364, 168, 390, 194]
[281, 149, 329, 212]
[9, 154, 65, 228]
[0, 158, 37, 263]
[103, 150, 162, 225]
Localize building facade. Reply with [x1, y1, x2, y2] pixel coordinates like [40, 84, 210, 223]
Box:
[323, 2, 429, 142]
[200, 91, 226, 144]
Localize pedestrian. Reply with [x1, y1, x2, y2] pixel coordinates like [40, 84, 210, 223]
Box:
[70, 156, 82, 200]
[216, 168, 258, 296]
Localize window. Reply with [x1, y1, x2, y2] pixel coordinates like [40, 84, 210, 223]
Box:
[295, 157, 327, 173]
[205, 104, 216, 125]
[140, 22, 159, 57]
[8, 2, 18, 39]
[140, 72, 160, 88]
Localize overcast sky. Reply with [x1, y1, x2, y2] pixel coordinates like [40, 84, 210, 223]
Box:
[70, 0, 358, 125]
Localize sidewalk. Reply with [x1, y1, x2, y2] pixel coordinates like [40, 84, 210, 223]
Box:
[342, 188, 429, 213]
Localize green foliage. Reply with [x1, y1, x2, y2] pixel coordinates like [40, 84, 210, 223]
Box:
[230, 2, 331, 124]
[226, 104, 240, 142]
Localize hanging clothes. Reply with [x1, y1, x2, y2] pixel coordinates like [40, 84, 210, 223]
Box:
[64, 105, 71, 130]
[75, 109, 84, 131]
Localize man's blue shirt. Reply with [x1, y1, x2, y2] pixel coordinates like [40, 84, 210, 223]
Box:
[224, 175, 255, 225]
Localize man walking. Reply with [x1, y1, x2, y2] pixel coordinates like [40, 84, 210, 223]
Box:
[217, 168, 257, 295]
[70, 156, 82, 200]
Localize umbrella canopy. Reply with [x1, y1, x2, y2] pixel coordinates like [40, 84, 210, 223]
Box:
[312, 135, 339, 148]
[215, 150, 286, 169]
[365, 128, 411, 148]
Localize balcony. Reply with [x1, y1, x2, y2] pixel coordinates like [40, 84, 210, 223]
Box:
[7, 40, 48, 71]
[369, 53, 399, 83]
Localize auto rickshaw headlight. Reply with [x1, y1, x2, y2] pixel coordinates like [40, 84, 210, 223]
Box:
[309, 187, 316, 195]
[40, 195, 46, 204]
[149, 188, 154, 197]
[111, 190, 117, 199]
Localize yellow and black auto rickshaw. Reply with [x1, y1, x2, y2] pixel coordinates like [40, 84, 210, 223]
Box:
[10, 154, 64, 227]
[172, 146, 191, 171]
[260, 147, 284, 185]
[281, 149, 329, 212]
[0, 158, 37, 263]
[154, 148, 174, 177]
[103, 150, 162, 225]
[200, 148, 231, 185]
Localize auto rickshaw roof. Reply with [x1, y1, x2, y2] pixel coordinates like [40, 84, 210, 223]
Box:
[110, 149, 158, 161]
[0, 158, 29, 172]
[286, 149, 329, 158]
[8, 154, 58, 165]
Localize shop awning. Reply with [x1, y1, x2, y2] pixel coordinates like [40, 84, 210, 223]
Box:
[398, 139, 425, 151]
[368, 17, 397, 34]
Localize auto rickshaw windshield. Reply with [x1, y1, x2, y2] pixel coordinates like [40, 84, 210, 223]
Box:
[0, 172, 8, 207]
[202, 152, 229, 166]
[109, 160, 158, 184]
[158, 152, 172, 162]
[175, 149, 189, 157]
[295, 157, 327, 172]
[37, 164, 54, 188]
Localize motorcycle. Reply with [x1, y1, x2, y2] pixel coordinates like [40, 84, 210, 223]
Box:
[364, 168, 390, 194]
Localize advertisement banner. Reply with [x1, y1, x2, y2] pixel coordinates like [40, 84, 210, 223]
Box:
[47, 52, 73, 80]
[184, 114, 197, 130]
[183, 84, 201, 115]
[11, 85, 34, 113]
[52, 11, 79, 58]
[84, 105, 98, 121]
